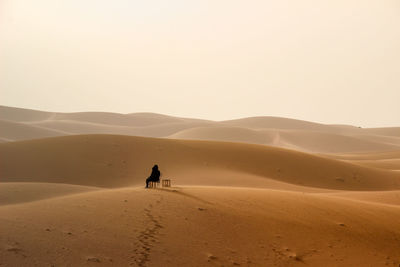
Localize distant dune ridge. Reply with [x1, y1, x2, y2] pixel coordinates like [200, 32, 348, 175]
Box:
[1, 105, 400, 266]
[1, 105, 400, 153]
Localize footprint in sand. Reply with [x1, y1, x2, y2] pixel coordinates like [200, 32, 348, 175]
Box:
[6, 245, 27, 258]
[86, 257, 101, 263]
[131, 196, 164, 267]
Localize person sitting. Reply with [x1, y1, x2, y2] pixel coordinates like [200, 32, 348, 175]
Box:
[145, 164, 161, 188]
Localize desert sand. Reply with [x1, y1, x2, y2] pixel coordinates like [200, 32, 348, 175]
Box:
[2, 105, 400, 154]
[1, 106, 400, 266]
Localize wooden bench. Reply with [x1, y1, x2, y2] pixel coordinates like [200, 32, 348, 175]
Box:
[162, 179, 171, 187]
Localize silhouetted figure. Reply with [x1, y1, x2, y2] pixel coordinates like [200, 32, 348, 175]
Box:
[146, 164, 161, 188]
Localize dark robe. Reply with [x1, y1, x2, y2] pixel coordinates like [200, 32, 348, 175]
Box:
[146, 165, 161, 187]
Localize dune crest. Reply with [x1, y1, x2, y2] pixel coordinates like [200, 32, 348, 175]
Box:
[1, 105, 399, 154]
[1, 134, 399, 190]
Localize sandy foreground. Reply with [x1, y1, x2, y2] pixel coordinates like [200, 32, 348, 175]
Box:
[0, 135, 400, 266]
[1, 107, 400, 266]
[0, 186, 400, 267]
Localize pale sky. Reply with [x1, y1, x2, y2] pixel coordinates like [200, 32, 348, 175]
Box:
[1, 0, 399, 127]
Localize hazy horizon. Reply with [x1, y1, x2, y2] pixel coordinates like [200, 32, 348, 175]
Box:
[1, 0, 400, 127]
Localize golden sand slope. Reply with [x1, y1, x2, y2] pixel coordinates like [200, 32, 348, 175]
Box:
[325, 151, 400, 171]
[0, 187, 399, 266]
[1, 133, 400, 266]
[1, 135, 399, 190]
[0, 182, 99, 205]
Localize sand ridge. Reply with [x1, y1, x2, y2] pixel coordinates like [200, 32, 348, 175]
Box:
[1, 134, 399, 190]
[0, 182, 100, 206]
[2, 105, 400, 154]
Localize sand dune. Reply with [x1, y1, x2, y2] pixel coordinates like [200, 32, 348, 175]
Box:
[1, 114, 400, 266]
[324, 151, 400, 171]
[0, 137, 12, 143]
[351, 133, 400, 148]
[1, 135, 399, 190]
[345, 159, 400, 171]
[0, 106, 211, 128]
[52, 112, 190, 127]
[0, 106, 188, 126]
[326, 150, 400, 161]
[28, 120, 216, 138]
[325, 190, 400, 206]
[277, 130, 400, 153]
[0, 105, 54, 122]
[126, 121, 217, 137]
[2, 106, 399, 155]
[169, 127, 400, 153]
[221, 116, 336, 131]
[0, 106, 218, 140]
[168, 126, 276, 145]
[28, 120, 141, 135]
[0, 186, 399, 266]
[0, 182, 99, 206]
[364, 127, 400, 137]
[0, 119, 67, 141]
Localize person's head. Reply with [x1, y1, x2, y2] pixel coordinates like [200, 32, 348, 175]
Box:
[152, 164, 158, 170]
